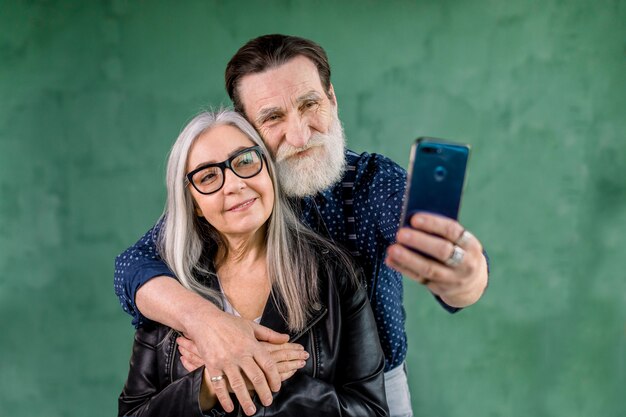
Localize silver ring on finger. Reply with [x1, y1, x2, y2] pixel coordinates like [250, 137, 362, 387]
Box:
[445, 245, 465, 267]
[455, 229, 473, 247]
[210, 375, 225, 383]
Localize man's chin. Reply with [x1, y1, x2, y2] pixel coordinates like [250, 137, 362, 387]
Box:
[278, 155, 333, 197]
[275, 116, 347, 197]
[279, 163, 345, 198]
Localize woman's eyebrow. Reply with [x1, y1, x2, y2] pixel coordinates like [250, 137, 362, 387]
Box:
[191, 146, 250, 170]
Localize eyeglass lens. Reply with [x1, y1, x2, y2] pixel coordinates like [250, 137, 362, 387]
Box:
[191, 149, 262, 194]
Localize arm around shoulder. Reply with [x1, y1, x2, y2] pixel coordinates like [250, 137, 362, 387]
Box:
[114, 222, 176, 327]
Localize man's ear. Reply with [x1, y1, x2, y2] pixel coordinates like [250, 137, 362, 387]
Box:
[328, 83, 337, 107]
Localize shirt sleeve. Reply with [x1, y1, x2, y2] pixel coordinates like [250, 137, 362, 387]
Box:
[113, 219, 175, 328]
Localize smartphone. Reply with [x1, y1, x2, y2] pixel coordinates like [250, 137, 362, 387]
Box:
[400, 137, 470, 227]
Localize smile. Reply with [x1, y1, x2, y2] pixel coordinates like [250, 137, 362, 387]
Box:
[296, 148, 314, 157]
[289, 146, 319, 160]
[227, 198, 257, 212]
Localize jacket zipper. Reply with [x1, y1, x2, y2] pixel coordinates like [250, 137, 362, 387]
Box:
[310, 327, 318, 379]
[168, 331, 180, 384]
[169, 331, 179, 384]
[288, 307, 327, 379]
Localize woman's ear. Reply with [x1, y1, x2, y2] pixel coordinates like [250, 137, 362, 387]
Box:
[194, 202, 204, 218]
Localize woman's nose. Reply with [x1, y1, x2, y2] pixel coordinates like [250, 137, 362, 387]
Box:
[221, 168, 246, 193]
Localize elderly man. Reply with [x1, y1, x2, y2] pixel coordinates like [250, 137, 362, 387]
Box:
[114, 34, 488, 417]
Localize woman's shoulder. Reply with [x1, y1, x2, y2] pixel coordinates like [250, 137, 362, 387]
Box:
[315, 246, 362, 296]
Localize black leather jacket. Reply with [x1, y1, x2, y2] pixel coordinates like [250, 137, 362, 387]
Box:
[118, 261, 389, 417]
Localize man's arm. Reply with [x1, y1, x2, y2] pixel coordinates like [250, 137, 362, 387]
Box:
[114, 224, 289, 416]
[114, 223, 175, 327]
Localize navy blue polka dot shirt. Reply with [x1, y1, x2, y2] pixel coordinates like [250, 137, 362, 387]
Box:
[114, 150, 458, 372]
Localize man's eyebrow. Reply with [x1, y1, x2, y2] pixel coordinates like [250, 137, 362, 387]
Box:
[255, 107, 282, 125]
[296, 91, 322, 103]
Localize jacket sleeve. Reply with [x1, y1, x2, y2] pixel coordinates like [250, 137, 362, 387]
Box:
[114, 219, 176, 328]
[265, 275, 389, 417]
[118, 325, 224, 417]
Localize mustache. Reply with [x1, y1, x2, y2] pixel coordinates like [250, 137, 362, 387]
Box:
[275, 135, 326, 162]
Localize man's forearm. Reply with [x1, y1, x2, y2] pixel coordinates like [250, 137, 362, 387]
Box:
[136, 276, 220, 335]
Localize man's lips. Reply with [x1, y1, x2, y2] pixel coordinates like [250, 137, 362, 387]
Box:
[281, 145, 319, 161]
[227, 198, 257, 212]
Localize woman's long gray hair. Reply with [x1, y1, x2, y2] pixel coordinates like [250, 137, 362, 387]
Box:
[158, 109, 356, 331]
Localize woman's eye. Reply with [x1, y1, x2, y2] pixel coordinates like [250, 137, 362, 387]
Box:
[235, 154, 254, 167]
[199, 171, 218, 184]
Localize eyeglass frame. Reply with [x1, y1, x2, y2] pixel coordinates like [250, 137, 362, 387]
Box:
[185, 145, 267, 195]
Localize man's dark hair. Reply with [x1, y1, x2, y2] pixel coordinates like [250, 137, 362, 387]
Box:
[225, 34, 332, 114]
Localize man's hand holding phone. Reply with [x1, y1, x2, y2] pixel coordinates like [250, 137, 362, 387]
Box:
[385, 138, 488, 308]
[386, 212, 488, 308]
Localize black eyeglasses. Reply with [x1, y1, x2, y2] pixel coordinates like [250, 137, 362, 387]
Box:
[185, 146, 266, 195]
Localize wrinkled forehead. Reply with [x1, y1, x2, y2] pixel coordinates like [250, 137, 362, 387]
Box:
[238, 56, 326, 118]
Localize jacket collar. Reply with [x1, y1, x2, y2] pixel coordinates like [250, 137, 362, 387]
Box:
[203, 272, 328, 342]
[260, 292, 328, 343]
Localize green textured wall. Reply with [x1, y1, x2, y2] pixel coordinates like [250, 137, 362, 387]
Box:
[1, 1, 624, 416]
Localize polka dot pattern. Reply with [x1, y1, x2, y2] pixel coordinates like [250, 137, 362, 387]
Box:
[306, 150, 409, 372]
[114, 220, 174, 328]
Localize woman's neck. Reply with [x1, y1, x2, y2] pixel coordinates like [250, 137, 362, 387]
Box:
[215, 228, 270, 321]
[216, 226, 267, 267]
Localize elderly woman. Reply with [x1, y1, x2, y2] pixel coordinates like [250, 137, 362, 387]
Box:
[118, 110, 388, 417]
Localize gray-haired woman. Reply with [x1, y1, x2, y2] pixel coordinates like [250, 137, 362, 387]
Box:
[118, 110, 388, 417]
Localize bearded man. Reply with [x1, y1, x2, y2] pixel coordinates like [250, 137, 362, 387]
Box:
[114, 34, 489, 417]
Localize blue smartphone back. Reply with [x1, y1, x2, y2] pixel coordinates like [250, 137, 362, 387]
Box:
[401, 137, 470, 226]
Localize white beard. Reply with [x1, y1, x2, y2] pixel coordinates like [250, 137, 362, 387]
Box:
[274, 114, 346, 197]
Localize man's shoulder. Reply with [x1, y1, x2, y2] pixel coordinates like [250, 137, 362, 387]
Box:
[345, 149, 405, 176]
[344, 149, 406, 186]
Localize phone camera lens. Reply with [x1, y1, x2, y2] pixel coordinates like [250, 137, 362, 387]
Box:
[434, 166, 447, 182]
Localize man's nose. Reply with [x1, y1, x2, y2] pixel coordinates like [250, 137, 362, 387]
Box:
[284, 115, 310, 149]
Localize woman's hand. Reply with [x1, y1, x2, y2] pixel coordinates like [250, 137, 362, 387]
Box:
[178, 335, 309, 389]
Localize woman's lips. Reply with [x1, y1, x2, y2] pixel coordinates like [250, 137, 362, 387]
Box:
[227, 198, 257, 212]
